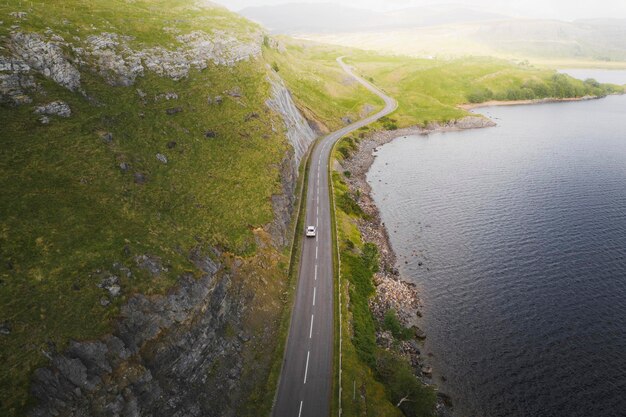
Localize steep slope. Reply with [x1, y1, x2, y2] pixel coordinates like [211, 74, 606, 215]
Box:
[0, 1, 382, 416]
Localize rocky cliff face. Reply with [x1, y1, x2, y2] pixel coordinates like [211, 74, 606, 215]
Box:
[266, 76, 318, 167]
[265, 75, 318, 247]
[28, 250, 262, 417]
[27, 229, 297, 417]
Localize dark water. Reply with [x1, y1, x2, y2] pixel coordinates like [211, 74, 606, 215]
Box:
[368, 95, 626, 417]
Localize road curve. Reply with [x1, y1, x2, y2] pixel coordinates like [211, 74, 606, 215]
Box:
[272, 57, 397, 417]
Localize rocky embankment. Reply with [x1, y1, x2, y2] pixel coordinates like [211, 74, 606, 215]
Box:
[338, 115, 495, 416]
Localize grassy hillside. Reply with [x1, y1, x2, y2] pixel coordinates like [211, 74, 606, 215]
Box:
[345, 54, 623, 128]
[264, 38, 385, 131]
[0, 1, 383, 415]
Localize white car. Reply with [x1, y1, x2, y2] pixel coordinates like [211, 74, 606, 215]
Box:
[306, 226, 317, 237]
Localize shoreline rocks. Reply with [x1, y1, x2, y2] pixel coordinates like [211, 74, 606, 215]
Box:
[339, 115, 496, 415]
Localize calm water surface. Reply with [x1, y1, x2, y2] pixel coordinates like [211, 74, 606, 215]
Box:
[368, 91, 626, 416]
[559, 68, 626, 85]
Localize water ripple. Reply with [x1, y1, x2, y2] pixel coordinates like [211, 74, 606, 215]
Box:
[369, 95, 626, 417]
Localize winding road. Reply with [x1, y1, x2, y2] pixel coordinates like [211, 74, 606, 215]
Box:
[272, 57, 397, 417]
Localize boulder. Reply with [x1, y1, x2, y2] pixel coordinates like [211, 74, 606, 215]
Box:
[133, 172, 147, 184]
[96, 275, 122, 298]
[165, 107, 182, 115]
[99, 131, 113, 143]
[34, 101, 71, 118]
[225, 86, 242, 97]
[156, 153, 168, 164]
[0, 322, 11, 335]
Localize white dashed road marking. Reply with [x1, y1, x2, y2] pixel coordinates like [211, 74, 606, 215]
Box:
[309, 314, 314, 338]
[304, 351, 310, 384]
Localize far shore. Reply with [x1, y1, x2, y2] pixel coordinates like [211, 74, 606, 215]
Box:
[458, 95, 604, 110]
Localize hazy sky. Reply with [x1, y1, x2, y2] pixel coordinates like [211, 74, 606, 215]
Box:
[215, 0, 626, 20]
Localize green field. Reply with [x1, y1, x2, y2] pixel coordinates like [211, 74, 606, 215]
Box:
[345, 54, 623, 128]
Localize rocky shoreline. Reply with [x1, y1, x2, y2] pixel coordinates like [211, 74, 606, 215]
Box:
[337, 115, 496, 416]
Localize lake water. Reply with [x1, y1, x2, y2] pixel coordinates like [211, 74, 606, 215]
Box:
[368, 75, 626, 417]
[559, 68, 626, 85]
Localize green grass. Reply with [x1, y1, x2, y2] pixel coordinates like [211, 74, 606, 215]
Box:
[264, 39, 385, 131]
[345, 54, 623, 128]
[0, 0, 260, 46]
[383, 310, 414, 341]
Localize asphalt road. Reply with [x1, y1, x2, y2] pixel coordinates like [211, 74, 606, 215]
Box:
[272, 57, 397, 417]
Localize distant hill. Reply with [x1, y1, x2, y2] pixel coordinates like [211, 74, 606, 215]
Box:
[475, 18, 626, 61]
[283, 3, 626, 64]
[386, 5, 508, 28]
[240, 2, 508, 34]
[240, 3, 385, 33]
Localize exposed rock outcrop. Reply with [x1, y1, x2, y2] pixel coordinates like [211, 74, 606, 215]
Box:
[10, 32, 81, 91]
[2, 26, 262, 97]
[265, 75, 319, 247]
[268, 154, 298, 248]
[34, 101, 71, 118]
[0, 56, 37, 105]
[82, 30, 262, 84]
[84, 32, 144, 86]
[29, 252, 253, 417]
[265, 76, 317, 166]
